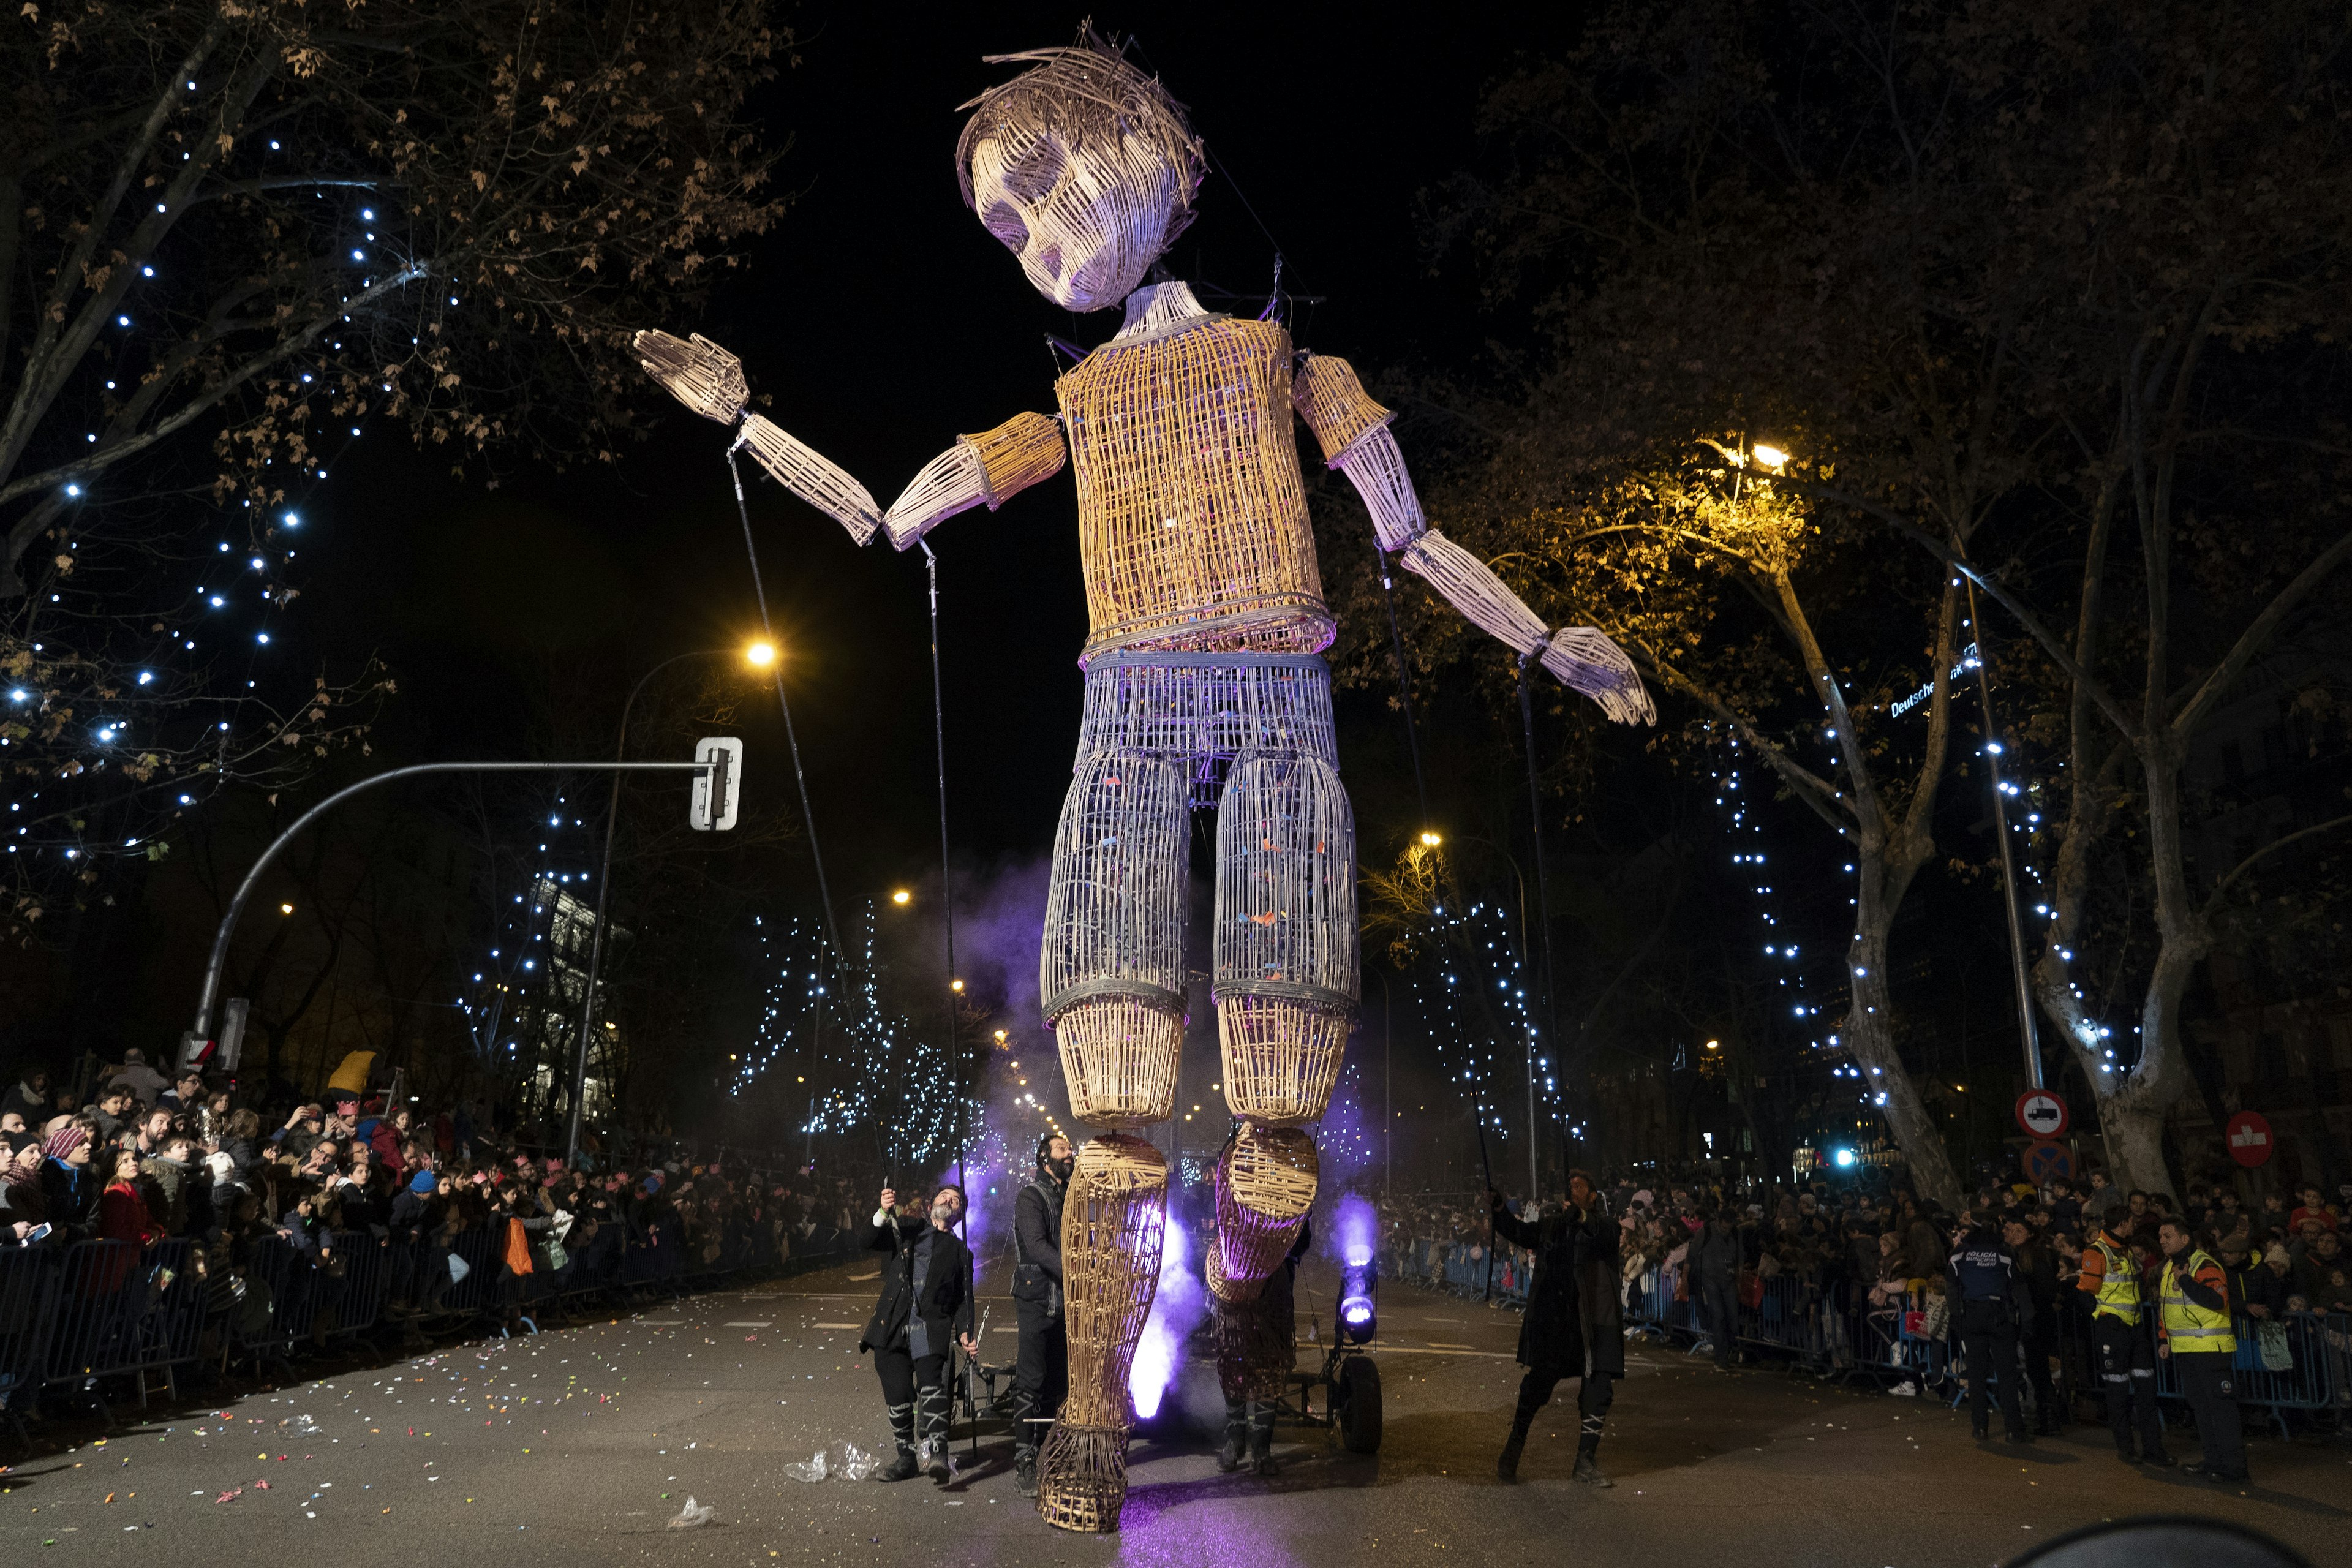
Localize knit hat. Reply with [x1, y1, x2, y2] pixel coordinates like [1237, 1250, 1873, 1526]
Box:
[409, 1170, 437, 1194]
[43, 1125, 90, 1161]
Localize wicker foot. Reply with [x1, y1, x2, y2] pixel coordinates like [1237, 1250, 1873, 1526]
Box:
[1035, 1419, 1131, 1533]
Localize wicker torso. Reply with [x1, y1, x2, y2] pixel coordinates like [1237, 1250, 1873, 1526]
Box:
[1057, 316, 1333, 663]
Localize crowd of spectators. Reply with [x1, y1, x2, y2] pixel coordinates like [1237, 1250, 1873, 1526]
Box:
[1379, 1160, 2352, 1417]
[0, 1052, 884, 1354]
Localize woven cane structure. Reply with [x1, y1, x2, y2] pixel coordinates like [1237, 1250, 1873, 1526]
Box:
[631, 330, 748, 424]
[1542, 625, 1658, 725]
[1211, 1125, 1319, 1297]
[1331, 425, 1429, 551]
[1074, 650, 1335, 809]
[1292, 353, 1392, 463]
[1400, 529, 1551, 654]
[1038, 1133, 1167, 1533]
[883, 411, 1070, 551]
[957, 35, 1205, 316]
[736, 414, 881, 546]
[965, 410, 1068, 507]
[1040, 750, 1186, 1127]
[1058, 316, 1333, 662]
[1213, 753, 1357, 1124]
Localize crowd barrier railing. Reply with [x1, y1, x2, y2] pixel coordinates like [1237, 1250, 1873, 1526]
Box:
[1389, 1230, 2351, 1430]
[2152, 1310, 2349, 1436]
[2, 1221, 858, 1443]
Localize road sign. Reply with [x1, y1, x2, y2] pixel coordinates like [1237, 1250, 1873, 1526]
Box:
[2015, 1089, 2069, 1139]
[2021, 1139, 2074, 1186]
[691, 736, 743, 831]
[2225, 1110, 2274, 1168]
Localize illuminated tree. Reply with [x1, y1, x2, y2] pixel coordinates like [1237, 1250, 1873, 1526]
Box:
[1, 0, 788, 935]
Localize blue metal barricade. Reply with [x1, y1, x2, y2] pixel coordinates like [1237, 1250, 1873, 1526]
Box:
[0, 1245, 61, 1430]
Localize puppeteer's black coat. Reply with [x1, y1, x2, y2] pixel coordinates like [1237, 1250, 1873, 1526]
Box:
[858, 1213, 975, 1357]
[1491, 1201, 1626, 1378]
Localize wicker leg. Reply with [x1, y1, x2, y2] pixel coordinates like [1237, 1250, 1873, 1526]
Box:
[1213, 753, 1357, 1125]
[1036, 1134, 1166, 1533]
[1040, 747, 1188, 1127]
[1211, 1125, 1319, 1298]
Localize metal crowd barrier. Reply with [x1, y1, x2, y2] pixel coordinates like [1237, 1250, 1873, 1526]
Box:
[2154, 1311, 2348, 1436]
[1389, 1232, 2352, 1429]
[1, 1223, 858, 1445]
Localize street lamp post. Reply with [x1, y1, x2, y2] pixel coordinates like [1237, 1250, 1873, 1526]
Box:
[563, 643, 773, 1167]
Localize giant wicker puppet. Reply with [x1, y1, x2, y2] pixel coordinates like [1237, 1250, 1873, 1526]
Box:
[633, 35, 1654, 1532]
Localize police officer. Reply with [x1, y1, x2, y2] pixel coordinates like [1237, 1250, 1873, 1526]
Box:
[1948, 1198, 2034, 1443]
[2078, 1199, 2170, 1465]
[1009, 1133, 1072, 1498]
[2157, 1217, 2248, 1483]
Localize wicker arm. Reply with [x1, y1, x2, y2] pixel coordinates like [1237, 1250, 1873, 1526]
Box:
[1294, 351, 1655, 725]
[1398, 531, 1656, 725]
[883, 411, 1068, 551]
[632, 327, 882, 545]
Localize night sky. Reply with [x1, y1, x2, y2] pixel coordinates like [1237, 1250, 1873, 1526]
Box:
[292, 6, 1583, 923]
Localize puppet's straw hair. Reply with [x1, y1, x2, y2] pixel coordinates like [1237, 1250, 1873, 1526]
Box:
[954, 26, 1205, 233]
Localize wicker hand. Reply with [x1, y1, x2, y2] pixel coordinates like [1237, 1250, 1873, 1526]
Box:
[1540, 626, 1656, 726]
[630, 326, 882, 545]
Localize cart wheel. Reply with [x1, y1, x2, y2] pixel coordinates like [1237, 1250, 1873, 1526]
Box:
[1338, 1355, 1382, 1453]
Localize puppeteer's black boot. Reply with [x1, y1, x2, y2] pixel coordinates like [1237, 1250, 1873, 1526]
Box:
[1250, 1403, 1278, 1477]
[876, 1400, 919, 1482]
[1574, 1409, 1613, 1487]
[1498, 1411, 1534, 1483]
[1223, 1401, 1261, 1476]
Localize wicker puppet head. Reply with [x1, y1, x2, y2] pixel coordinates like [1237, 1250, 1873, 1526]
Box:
[956, 32, 1206, 312]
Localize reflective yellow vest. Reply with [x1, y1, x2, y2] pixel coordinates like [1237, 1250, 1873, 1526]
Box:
[2089, 1234, 2142, 1325]
[2160, 1248, 2237, 1354]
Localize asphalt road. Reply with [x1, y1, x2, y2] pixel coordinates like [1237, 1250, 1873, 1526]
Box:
[5, 1256, 2345, 1566]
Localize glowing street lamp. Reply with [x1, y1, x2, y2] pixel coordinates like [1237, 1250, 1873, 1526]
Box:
[1418, 831, 1442, 848]
[566, 638, 777, 1164]
[1752, 443, 1789, 470]
[892, 889, 912, 906]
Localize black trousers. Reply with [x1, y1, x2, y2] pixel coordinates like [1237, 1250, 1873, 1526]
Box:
[1698, 1280, 1739, 1366]
[873, 1345, 948, 1452]
[1515, 1366, 1615, 1457]
[1958, 1298, 2025, 1435]
[2092, 1313, 2165, 1457]
[1011, 1300, 1067, 1461]
[2021, 1318, 2062, 1424]
[2172, 1351, 2248, 1478]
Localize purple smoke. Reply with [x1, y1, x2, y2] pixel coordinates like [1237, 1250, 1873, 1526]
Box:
[1128, 1193, 1202, 1419]
[1331, 1190, 1378, 1269]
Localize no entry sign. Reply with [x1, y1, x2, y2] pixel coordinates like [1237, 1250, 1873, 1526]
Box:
[2015, 1089, 2070, 1140]
[2225, 1110, 2274, 1168]
[2021, 1139, 2074, 1186]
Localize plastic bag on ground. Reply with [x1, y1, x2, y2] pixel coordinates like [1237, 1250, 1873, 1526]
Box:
[668, 1495, 717, 1529]
[782, 1441, 880, 1483]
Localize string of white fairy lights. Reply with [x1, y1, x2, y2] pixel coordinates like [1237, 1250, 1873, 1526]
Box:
[735, 900, 978, 1168]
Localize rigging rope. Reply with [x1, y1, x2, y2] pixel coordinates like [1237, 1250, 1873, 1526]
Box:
[728, 444, 846, 1106]
[918, 540, 968, 1202]
[1517, 652, 1574, 1183]
[1376, 539, 1494, 1294]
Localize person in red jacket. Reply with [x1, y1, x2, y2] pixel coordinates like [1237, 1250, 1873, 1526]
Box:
[99, 1148, 162, 1245]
